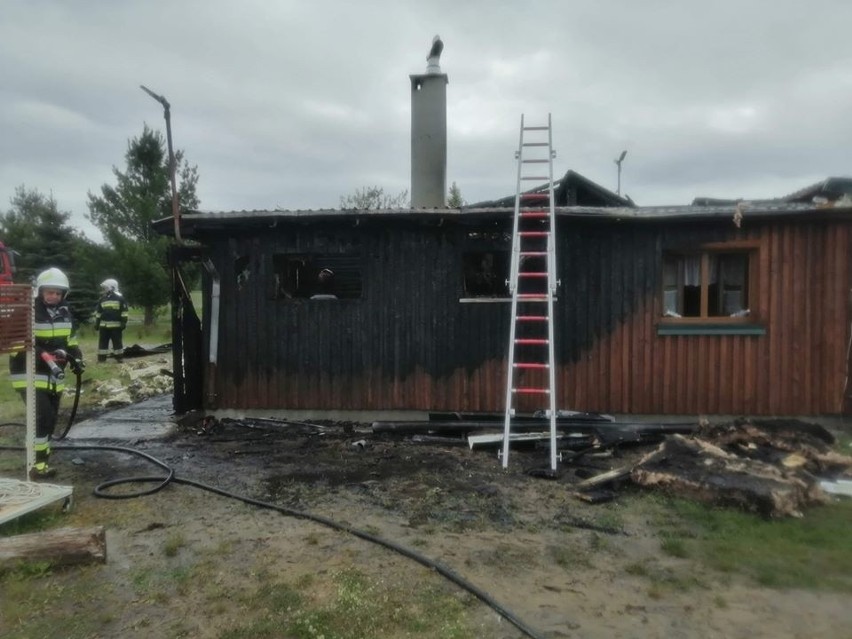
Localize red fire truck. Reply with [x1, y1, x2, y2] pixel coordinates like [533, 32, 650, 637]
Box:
[0, 241, 16, 285]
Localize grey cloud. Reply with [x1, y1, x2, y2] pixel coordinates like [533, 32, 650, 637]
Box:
[2, 0, 852, 238]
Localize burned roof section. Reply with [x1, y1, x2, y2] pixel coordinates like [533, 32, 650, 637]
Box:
[469, 169, 634, 208]
[152, 173, 852, 240]
[692, 176, 852, 207]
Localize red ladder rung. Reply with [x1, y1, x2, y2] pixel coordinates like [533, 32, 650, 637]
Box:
[516, 315, 548, 321]
[520, 211, 549, 218]
[520, 192, 549, 199]
[520, 251, 547, 256]
[519, 272, 548, 278]
[517, 294, 548, 300]
[519, 231, 549, 237]
[512, 387, 550, 394]
[515, 338, 548, 345]
[514, 362, 550, 369]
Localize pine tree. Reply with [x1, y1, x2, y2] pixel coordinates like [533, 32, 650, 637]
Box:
[448, 182, 465, 208]
[0, 186, 106, 323]
[87, 125, 199, 324]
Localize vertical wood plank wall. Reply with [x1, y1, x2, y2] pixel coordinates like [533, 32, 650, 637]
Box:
[209, 217, 851, 415]
[557, 220, 851, 415]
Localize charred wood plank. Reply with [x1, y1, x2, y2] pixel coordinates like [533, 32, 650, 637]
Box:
[574, 466, 632, 489]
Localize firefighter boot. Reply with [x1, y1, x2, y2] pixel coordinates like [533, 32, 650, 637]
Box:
[30, 444, 56, 480]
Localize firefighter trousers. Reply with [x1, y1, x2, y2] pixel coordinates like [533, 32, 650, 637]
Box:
[17, 388, 61, 472]
[98, 327, 125, 362]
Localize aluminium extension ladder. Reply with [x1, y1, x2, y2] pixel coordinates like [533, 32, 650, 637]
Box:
[501, 114, 559, 471]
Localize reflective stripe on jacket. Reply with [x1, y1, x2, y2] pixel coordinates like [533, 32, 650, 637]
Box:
[9, 297, 82, 393]
[94, 292, 129, 329]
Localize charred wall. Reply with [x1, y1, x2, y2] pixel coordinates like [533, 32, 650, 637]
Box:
[201, 216, 850, 415]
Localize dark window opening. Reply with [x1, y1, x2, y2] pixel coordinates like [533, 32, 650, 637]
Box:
[273, 254, 362, 300]
[234, 255, 250, 290]
[463, 251, 510, 297]
[663, 250, 751, 319]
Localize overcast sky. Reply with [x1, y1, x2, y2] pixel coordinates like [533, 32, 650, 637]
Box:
[2, 0, 851, 241]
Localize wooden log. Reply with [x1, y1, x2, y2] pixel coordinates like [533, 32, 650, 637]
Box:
[0, 526, 107, 568]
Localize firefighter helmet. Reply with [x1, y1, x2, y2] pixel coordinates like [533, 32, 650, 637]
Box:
[36, 268, 70, 296]
[100, 278, 119, 293]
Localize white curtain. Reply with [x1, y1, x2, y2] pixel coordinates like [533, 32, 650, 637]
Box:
[683, 256, 701, 286]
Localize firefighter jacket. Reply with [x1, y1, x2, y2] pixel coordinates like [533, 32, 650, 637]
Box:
[94, 291, 129, 330]
[9, 297, 82, 393]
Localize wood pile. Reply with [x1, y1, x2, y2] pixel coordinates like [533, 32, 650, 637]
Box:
[627, 419, 852, 518]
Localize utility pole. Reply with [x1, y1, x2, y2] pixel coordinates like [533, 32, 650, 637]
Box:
[614, 150, 627, 196]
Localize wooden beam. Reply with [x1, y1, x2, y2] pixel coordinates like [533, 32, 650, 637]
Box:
[0, 526, 107, 568]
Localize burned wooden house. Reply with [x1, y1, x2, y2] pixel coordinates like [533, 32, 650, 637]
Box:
[156, 181, 852, 419]
[155, 63, 852, 420]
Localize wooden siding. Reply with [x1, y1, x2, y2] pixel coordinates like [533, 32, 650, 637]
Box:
[557, 220, 851, 415]
[204, 217, 851, 415]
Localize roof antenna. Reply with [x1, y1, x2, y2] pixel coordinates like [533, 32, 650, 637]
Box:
[614, 150, 627, 196]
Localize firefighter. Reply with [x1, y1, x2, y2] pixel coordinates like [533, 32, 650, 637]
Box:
[94, 278, 128, 362]
[9, 267, 84, 479]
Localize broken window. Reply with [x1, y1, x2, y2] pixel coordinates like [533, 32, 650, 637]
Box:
[273, 254, 362, 300]
[462, 251, 510, 298]
[662, 250, 752, 319]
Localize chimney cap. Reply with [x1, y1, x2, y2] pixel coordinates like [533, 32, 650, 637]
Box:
[426, 35, 443, 74]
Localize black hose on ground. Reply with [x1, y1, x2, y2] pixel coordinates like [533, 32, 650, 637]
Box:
[0, 440, 549, 639]
[54, 368, 83, 440]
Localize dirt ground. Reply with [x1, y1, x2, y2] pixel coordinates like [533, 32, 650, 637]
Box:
[4, 408, 852, 639]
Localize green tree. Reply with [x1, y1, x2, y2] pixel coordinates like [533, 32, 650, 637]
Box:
[87, 124, 199, 324]
[0, 186, 107, 323]
[339, 186, 409, 209]
[448, 182, 465, 208]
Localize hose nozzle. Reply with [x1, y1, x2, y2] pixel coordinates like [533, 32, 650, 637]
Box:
[40, 351, 65, 380]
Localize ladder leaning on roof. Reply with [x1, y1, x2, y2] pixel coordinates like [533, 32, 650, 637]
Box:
[500, 114, 560, 471]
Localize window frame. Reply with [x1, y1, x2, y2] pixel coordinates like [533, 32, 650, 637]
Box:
[659, 240, 761, 327]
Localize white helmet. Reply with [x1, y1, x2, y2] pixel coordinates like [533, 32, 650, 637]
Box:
[36, 268, 70, 297]
[100, 278, 119, 293]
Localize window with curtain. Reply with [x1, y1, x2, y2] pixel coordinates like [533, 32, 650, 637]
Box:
[662, 250, 752, 319]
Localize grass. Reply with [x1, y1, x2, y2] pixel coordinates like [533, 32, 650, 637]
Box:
[647, 495, 852, 592]
[163, 531, 187, 557]
[220, 567, 477, 639]
[834, 430, 852, 454]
